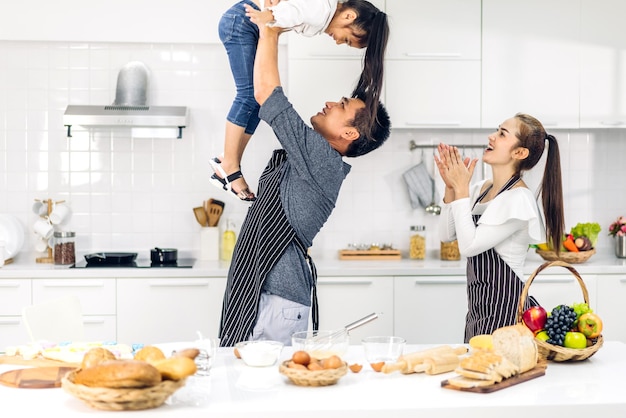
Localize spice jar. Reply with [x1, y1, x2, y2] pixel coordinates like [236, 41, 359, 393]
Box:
[53, 231, 76, 265]
[409, 225, 426, 259]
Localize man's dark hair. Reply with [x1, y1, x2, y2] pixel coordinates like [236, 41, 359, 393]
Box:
[344, 100, 391, 157]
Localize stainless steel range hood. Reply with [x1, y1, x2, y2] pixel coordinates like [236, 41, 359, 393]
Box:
[63, 61, 189, 139]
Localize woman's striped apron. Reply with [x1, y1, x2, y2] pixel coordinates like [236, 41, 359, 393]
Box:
[464, 175, 537, 342]
[219, 149, 318, 347]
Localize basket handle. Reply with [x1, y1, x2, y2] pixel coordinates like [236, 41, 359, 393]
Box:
[516, 260, 590, 323]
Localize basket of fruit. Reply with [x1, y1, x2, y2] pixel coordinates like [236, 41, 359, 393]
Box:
[534, 222, 600, 264]
[517, 260, 603, 362]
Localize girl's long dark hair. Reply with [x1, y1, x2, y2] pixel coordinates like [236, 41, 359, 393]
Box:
[344, 0, 389, 138]
[514, 113, 565, 254]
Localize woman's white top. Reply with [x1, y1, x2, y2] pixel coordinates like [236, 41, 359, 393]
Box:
[268, 0, 337, 36]
[439, 180, 545, 280]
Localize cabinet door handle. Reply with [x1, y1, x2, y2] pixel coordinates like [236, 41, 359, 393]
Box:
[0, 281, 21, 288]
[148, 280, 211, 287]
[405, 121, 461, 127]
[0, 318, 21, 325]
[532, 278, 575, 284]
[413, 278, 466, 285]
[600, 121, 625, 126]
[83, 318, 106, 325]
[404, 52, 462, 58]
[318, 280, 373, 286]
[42, 280, 106, 288]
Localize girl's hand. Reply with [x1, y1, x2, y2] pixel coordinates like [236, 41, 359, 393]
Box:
[245, 4, 276, 26]
[264, 0, 280, 6]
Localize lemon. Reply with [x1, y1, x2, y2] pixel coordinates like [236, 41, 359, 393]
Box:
[537, 243, 550, 250]
[469, 334, 493, 351]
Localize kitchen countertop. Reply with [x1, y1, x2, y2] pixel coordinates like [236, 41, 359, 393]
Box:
[1, 250, 625, 278]
[1, 341, 625, 417]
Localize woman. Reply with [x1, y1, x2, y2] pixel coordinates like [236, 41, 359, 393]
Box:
[436, 113, 565, 342]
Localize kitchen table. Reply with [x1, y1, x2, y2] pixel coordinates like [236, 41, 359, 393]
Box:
[1, 341, 625, 417]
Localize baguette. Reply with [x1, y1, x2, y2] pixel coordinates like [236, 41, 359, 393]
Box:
[74, 359, 162, 388]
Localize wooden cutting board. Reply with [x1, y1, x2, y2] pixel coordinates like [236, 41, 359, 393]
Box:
[0, 366, 76, 388]
[0, 355, 80, 368]
[440, 361, 548, 393]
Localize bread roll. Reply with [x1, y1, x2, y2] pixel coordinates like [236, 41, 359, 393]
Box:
[74, 359, 162, 388]
[152, 357, 197, 381]
[492, 324, 538, 373]
[81, 347, 116, 369]
[133, 345, 166, 364]
[173, 348, 200, 360]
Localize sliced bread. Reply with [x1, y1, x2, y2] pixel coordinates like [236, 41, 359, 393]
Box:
[492, 324, 538, 373]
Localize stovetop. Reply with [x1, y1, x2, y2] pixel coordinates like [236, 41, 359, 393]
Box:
[72, 258, 196, 268]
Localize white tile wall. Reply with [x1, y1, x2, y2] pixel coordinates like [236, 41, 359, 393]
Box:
[0, 40, 624, 261]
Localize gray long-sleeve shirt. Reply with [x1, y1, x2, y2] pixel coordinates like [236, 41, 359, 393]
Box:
[259, 87, 351, 305]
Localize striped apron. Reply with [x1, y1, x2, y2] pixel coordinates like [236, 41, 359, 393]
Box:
[464, 176, 537, 342]
[219, 149, 318, 347]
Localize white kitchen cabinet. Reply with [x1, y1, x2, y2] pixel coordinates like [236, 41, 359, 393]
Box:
[32, 279, 117, 342]
[385, 61, 481, 128]
[0, 0, 232, 43]
[394, 276, 467, 344]
[385, 0, 481, 128]
[525, 274, 598, 314]
[595, 275, 626, 343]
[0, 279, 31, 348]
[315, 276, 394, 344]
[579, 0, 626, 127]
[116, 277, 227, 345]
[481, 0, 581, 129]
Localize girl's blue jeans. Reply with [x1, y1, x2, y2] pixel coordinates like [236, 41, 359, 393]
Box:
[219, 0, 261, 134]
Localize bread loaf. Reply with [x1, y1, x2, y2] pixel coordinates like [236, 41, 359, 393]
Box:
[81, 347, 116, 369]
[74, 359, 162, 388]
[491, 324, 538, 373]
[134, 345, 166, 363]
[152, 357, 197, 381]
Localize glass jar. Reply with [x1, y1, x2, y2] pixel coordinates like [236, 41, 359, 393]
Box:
[409, 225, 426, 259]
[221, 219, 236, 262]
[441, 240, 461, 261]
[53, 231, 76, 265]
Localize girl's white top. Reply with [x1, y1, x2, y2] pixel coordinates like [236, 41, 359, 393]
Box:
[439, 179, 545, 280]
[268, 0, 337, 36]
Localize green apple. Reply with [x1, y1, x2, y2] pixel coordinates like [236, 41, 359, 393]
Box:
[535, 330, 549, 342]
[563, 331, 587, 349]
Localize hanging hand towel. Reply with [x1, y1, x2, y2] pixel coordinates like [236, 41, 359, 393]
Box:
[403, 162, 439, 209]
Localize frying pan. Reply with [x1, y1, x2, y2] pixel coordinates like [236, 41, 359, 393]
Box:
[84, 252, 137, 265]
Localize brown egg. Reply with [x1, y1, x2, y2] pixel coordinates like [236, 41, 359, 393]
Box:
[370, 362, 384, 372]
[322, 355, 343, 370]
[307, 360, 324, 371]
[349, 363, 363, 373]
[287, 360, 307, 370]
[233, 347, 241, 359]
[291, 350, 311, 366]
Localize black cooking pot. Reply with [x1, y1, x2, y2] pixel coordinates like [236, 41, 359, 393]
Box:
[85, 252, 138, 265]
[150, 247, 178, 264]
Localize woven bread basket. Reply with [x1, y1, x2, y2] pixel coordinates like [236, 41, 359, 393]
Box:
[517, 260, 603, 362]
[61, 370, 186, 411]
[535, 248, 595, 264]
[279, 360, 347, 386]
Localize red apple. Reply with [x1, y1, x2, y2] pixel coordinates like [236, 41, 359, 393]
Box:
[578, 312, 603, 338]
[522, 306, 547, 333]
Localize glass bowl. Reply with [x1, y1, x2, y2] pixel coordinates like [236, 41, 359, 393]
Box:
[361, 336, 406, 365]
[291, 330, 349, 360]
[235, 340, 284, 367]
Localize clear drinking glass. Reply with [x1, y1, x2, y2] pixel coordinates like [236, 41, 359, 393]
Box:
[194, 337, 219, 376]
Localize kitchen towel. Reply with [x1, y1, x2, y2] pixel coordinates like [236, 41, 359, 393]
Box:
[403, 162, 439, 209]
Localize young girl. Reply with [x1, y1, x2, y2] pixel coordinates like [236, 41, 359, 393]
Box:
[213, 0, 389, 202]
[436, 113, 565, 342]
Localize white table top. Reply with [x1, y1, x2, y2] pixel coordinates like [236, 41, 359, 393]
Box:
[1, 341, 625, 417]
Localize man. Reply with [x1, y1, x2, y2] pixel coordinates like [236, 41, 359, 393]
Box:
[219, 13, 391, 347]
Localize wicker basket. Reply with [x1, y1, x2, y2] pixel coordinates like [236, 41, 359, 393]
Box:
[279, 360, 348, 386]
[535, 248, 595, 264]
[518, 260, 603, 362]
[61, 370, 186, 411]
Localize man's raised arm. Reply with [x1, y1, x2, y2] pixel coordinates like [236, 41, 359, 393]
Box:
[248, 8, 282, 106]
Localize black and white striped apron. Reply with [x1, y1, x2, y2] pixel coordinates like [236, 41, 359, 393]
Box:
[464, 175, 537, 342]
[219, 149, 318, 347]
